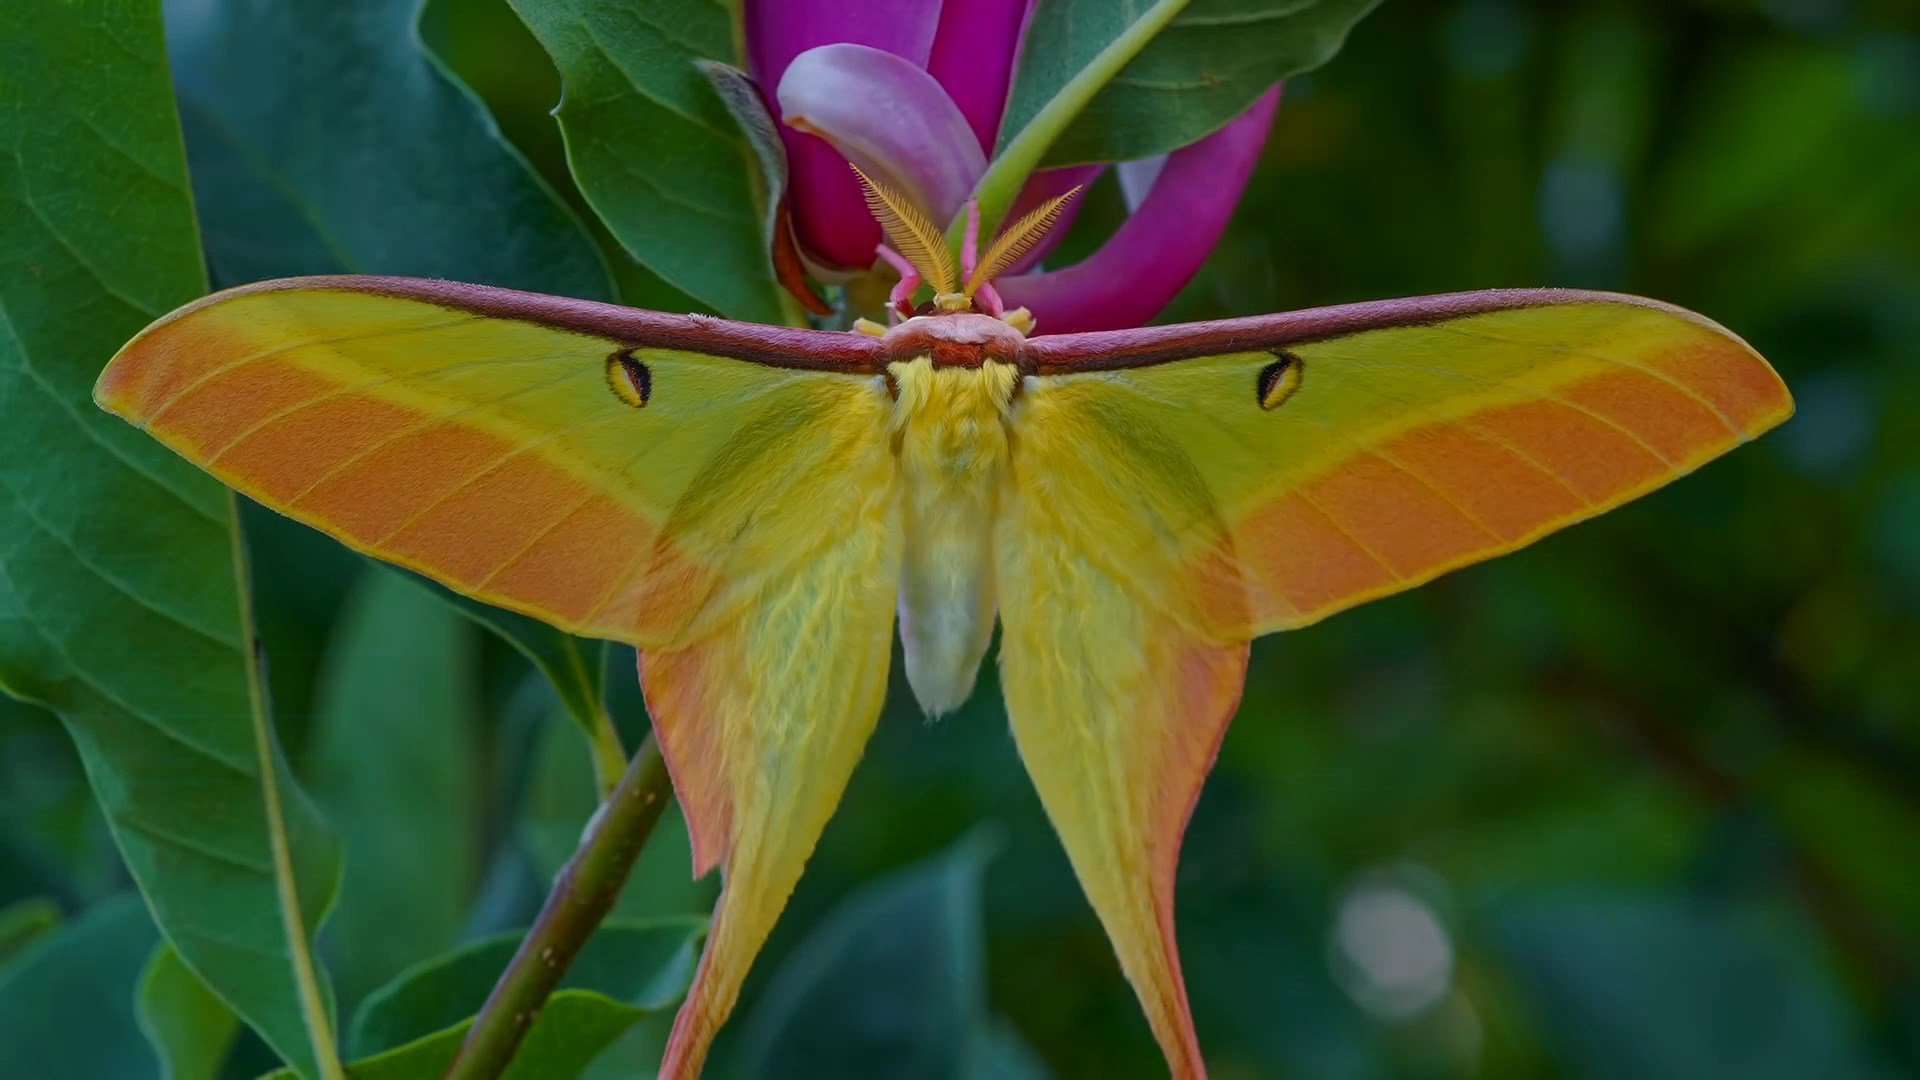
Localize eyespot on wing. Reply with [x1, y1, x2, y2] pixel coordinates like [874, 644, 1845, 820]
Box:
[606, 351, 652, 407]
[1257, 351, 1302, 410]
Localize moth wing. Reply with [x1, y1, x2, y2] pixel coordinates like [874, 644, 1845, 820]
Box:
[646, 442, 901, 1077]
[1016, 291, 1794, 640]
[999, 291, 1791, 1073]
[993, 507, 1242, 1077]
[99, 277, 904, 1075]
[96, 276, 887, 648]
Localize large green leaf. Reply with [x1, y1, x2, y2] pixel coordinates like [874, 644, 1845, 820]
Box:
[418, 0, 705, 316]
[1764, 751, 1920, 936]
[506, 0, 790, 323]
[161, 0, 628, 789]
[518, 700, 713, 920]
[163, 0, 610, 299]
[347, 916, 705, 1058]
[739, 833, 1043, 1078]
[0, 4, 342, 1075]
[300, 917, 705, 1079]
[1492, 895, 1892, 1079]
[239, 508, 368, 763]
[0, 896, 59, 971]
[409, 574, 627, 794]
[136, 944, 241, 1080]
[976, 0, 1380, 228]
[0, 896, 160, 1079]
[0, 696, 123, 906]
[968, 1018, 1054, 1080]
[1651, 44, 1858, 257]
[308, 572, 481, 1010]
[273, 990, 644, 1080]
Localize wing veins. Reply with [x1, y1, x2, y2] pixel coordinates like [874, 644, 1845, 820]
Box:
[206, 350, 592, 476]
[141, 314, 481, 423]
[1427, 323, 1748, 438]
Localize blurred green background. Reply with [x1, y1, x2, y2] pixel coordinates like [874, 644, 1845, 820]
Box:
[4, 0, 1918, 1077]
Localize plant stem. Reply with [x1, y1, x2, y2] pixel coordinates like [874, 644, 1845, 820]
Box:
[230, 501, 345, 1080]
[584, 703, 628, 799]
[953, 0, 1191, 241]
[444, 735, 676, 1079]
[557, 639, 626, 797]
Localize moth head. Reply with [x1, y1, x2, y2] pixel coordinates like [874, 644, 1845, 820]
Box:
[850, 165, 1077, 331]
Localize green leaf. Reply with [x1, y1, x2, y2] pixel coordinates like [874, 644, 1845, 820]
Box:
[1492, 895, 1893, 1079]
[0, 5, 343, 1076]
[164, 0, 611, 299]
[0, 695, 124, 907]
[240, 508, 368, 762]
[137, 944, 241, 1080]
[0, 693, 124, 906]
[0, 896, 59, 971]
[0, 895, 160, 1079]
[697, 59, 791, 258]
[507, 0, 791, 323]
[1651, 45, 1857, 256]
[519, 699, 713, 920]
[407, 574, 627, 795]
[347, 916, 704, 1058]
[976, 0, 1381, 229]
[1761, 751, 1920, 949]
[740, 832, 1027, 1078]
[307, 572, 481, 1010]
[577, 1013, 676, 1080]
[325, 917, 705, 1080]
[968, 1018, 1054, 1080]
[270, 990, 642, 1080]
[162, 0, 630, 791]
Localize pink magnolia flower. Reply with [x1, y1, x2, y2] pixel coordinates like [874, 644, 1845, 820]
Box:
[750, 0, 1281, 333]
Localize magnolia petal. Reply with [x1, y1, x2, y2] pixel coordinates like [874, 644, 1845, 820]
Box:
[780, 45, 987, 231]
[928, 0, 1035, 151]
[997, 87, 1281, 334]
[745, 0, 938, 86]
[782, 141, 884, 272]
[747, 2, 942, 269]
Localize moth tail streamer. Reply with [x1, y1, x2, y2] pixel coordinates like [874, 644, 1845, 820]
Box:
[995, 497, 1252, 1078]
[645, 472, 902, 1077]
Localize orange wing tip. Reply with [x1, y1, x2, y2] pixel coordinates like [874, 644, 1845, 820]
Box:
[1635, 312, 1793, 439]
[1238, 311, 1792, 636]
[92, 294, 264, 426]
[92, 369, 139, 420]
[93, 332, 170, 421]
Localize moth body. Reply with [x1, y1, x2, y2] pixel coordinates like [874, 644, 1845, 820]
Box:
[887, 346, 1021, 714]
[883, 310, 1026, 368]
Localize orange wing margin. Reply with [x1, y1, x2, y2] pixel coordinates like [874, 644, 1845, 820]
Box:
[1015, 290, 1792, 639]
[95, 276, 885, 647]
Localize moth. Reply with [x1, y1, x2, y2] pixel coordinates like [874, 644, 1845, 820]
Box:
[95, 176, 1791, 1078]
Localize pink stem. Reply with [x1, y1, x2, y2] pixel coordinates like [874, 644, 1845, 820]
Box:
[960, 200, 981, 281]
[974, 281, 1004, 317]
[876, 245, 921, 321]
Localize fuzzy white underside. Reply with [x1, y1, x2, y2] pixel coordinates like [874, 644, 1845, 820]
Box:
[888, 356, 1019, 715]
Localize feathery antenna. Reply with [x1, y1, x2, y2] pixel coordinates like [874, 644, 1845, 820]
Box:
[966, 187, 1082, 295]
[850, 164, 958, 295]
